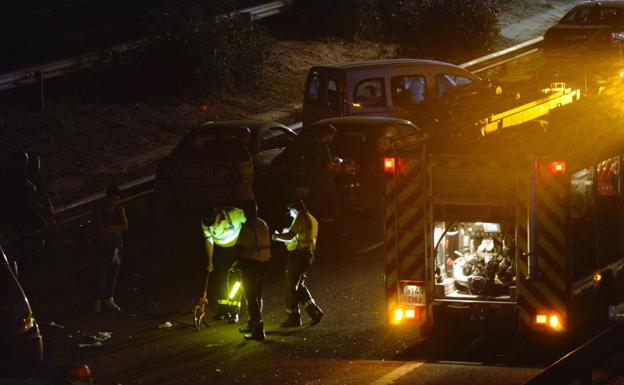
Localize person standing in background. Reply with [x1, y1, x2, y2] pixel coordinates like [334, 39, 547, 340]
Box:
[94, 185, 128, 313]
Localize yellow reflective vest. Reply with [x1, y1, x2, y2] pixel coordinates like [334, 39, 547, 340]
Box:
[201, 207, 245, 248]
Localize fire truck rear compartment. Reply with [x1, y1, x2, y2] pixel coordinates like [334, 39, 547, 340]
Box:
[434, 220, 517, 303]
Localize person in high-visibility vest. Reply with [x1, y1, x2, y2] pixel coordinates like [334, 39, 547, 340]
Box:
[236, 200, 271, 341]
[201, 206, 245, 323]
[272, 198, 323, 327]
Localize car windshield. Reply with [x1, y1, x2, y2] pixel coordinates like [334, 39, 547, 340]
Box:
[560, 7, 624, 26]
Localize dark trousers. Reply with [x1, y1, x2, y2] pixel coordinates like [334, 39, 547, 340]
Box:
[239, 258, 265, 324]
[208, 246, 239, 313]
[284, 249, 315, 312]
[95, 247, 122, 300]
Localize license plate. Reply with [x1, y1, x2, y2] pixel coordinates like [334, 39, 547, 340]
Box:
[399, 280, 425, 306]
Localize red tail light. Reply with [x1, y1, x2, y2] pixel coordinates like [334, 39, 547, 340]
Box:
[547, 161, 566, 174]
[68, 365, 92, 380]
[384, 157, 396, 173]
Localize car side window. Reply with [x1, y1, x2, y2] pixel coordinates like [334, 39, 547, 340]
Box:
[436, 74, 473, 99]
[354, 78, 385, 107]
[391, 75, 426, 106]
[561, 7, 621, 25]
[326, 79, 340, 109]
[269, 127, 294, 149]
[305, 71, 321, 105]
[260, 129, 277, 152]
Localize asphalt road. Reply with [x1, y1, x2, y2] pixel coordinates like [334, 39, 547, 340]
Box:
[26, 213, 568, 385]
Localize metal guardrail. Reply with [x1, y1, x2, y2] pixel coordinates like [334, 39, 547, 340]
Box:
[240, 0, 290, 19]
[54, 174, 156, 226]
[523, 322, 624, 385]
[0, 1, 290, 92]
[53, 120, 303, 221]
[460, 36, 544, 74]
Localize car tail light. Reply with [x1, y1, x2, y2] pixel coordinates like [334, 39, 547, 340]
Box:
[68, 364, 92, 380]
[547, 161, 566, 175]
[384, 157, 396, 174]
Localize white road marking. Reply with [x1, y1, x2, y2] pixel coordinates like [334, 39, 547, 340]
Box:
[370, 361, 425, 385]
[357, 240, 384, 254]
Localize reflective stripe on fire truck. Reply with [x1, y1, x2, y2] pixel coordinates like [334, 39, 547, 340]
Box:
[384, 151, 427, 325]
[517, 162, 569, 331]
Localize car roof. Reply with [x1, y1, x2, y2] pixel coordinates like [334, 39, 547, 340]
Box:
[312, 59, 469, 72]
[573, 1, 624, 9]
[311, 116, 419, 130]
[197, 121, 271, 131]
[191, 120, 293, 135]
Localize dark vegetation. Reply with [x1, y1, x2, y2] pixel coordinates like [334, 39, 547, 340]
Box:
[292, 0, 501, 61]
[145, 0, 271, 96]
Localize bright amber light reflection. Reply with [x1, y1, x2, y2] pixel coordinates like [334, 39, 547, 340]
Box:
[549, 315, 561, 330]
[393, 308, 404, 323]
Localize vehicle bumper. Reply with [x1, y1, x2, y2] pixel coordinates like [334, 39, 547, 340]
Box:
[432, 300, 519, 333]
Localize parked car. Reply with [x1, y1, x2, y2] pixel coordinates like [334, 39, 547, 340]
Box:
[1, 245, 43, 364]
[302, 59, 481, 130]
[273, 116, 427, 213]
[1, 245, 92, 384]
[155, 121, 297, 223]
[544, 1, 624, 63]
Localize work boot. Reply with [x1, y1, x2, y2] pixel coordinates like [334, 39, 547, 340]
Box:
[104, 297, 121, 312]
[93, 299, 101, 313]
[280, 311, 302, 328]
[305, 303, 323, 326]
[243, 322, 266, 341]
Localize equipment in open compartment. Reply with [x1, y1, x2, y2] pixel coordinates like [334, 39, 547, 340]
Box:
[434, 221, 516, 299]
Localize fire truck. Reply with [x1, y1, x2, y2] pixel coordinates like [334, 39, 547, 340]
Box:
[383, 83, 624, 335]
